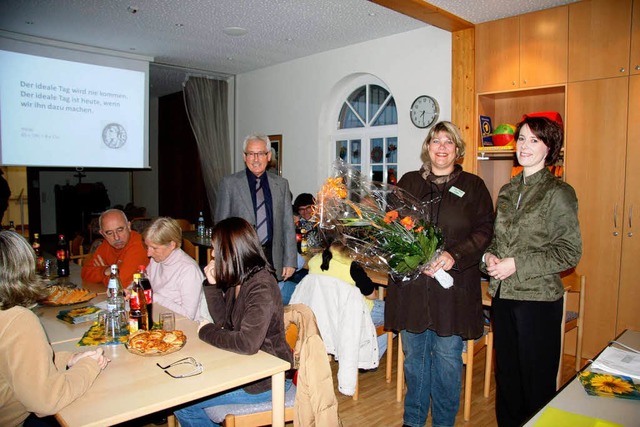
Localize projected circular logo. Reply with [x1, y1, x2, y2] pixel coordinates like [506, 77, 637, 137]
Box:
[102, 123, 127, 149]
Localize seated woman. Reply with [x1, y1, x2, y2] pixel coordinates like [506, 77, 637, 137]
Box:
[0, 231, 110, 427]
[143, 217, 210, 321]
[173, 217, 294, 427]
[307, 239, 388, 360]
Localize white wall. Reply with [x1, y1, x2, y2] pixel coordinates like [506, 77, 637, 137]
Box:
[235, 26, 452, 197]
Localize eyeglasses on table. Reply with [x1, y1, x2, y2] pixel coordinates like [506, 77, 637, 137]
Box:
[156, 357, 204, 378]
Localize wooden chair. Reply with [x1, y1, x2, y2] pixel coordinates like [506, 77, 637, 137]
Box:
[68, 234, 86, 265]
[182, 238, 199, 264]
[396, 326, 494, 421]
[289, 274, 393, 400]
[557, 271, 586, 389]
[175, 218, 195, 231]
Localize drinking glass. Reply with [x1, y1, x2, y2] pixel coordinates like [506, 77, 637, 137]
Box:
[160, 312, 175, 331]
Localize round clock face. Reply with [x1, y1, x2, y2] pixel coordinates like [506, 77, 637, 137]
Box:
[410, 95, 439, 128]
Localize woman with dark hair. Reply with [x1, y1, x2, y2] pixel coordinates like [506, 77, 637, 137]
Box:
[482, 114, 582, 426]
[0, 231, 109, 427]
[174, 217, 293, 427]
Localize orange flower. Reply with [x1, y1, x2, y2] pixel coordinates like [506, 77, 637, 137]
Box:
[414, 226, 424, 233]
[319, 177, 348, 200]
[400, 216, 415, 230]
[384, 211, 399, 224]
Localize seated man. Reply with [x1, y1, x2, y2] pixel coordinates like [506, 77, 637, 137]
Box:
[81, 209, 149, 286]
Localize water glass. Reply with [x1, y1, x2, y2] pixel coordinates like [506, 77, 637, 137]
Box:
[160, 312, 175, 331]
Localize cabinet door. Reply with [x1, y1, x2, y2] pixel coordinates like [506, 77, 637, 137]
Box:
[519, 6, 568, 88]
[632, 0, 640, 75]
[569, 0, 632, 81]
[476, 16, 519, 92]
[617, 75, 640, 333]
[566, 78, 628, 357]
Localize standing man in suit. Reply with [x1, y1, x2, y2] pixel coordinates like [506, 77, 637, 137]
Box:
[215, 134, 297, 281]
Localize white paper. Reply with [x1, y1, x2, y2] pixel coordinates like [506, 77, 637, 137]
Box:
[590, 346, 640, 380]
[434, 269, 454, 289]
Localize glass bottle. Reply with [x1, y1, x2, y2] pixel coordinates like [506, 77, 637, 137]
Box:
[129, 273, 149, 332]
[56, 234, 70, 277]
[300, 226, 308, 254]
[197, 211, 205, 237]
[32, 233, 45, 273]
[106, 264, 125, 321]
[137, 265, 153, 326]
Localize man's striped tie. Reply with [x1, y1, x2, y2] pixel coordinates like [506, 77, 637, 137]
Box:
[255, 178, 268, 244]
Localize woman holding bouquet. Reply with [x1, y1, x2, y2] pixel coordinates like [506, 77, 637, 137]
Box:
[385, 121, 494, 427]
[482, 115, 581, 427]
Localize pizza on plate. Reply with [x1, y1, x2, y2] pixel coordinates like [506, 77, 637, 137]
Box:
[126, 330, 186, 355]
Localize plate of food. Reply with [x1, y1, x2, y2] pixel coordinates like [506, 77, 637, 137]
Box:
[125, 329, 187, 356]
[39, 286, 97, 306]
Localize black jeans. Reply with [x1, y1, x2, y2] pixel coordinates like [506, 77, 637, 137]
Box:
[492, 293, 562, 427]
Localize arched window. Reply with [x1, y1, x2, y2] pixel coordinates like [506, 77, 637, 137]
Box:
[333, 82, 398, 184]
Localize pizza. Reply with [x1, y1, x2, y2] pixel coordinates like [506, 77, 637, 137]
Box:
[40, 286, 97, 306]
[126, 330, 186, 355]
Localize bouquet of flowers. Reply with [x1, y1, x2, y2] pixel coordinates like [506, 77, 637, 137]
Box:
[317, 160, 451, 285]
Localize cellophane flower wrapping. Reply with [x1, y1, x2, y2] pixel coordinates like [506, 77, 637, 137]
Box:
[317, 160, 446, 284]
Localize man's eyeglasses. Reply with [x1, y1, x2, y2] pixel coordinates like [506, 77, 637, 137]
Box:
[244, 151, 269, 159]
[298, 205, 314, 213]
[156, 357, 203, 378]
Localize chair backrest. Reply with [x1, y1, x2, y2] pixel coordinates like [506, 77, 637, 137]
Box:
[558, 270, 586, 388]
[182, 238, 199, 264]
[289, 273, 378, 396]
[175, 218, 195, 231]
[68, 234, 86, 265]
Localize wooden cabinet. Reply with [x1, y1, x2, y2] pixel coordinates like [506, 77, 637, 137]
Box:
[565, 77, 629, 356]
[568, 0, 633, 81]
[476, 7, 568, 92]
[616, 75, 640, 334]
[633, 0, 640, 75]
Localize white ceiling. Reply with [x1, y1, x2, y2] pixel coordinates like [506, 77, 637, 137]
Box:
[0, 0, 577, 97]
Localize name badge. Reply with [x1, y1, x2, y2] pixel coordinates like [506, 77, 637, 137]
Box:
[449, 186, 465, 198]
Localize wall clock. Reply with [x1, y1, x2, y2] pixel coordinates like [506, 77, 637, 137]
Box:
[410, 95, 439, 128]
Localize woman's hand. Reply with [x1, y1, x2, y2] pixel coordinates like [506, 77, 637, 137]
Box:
[422, 251, 454, 278]
[486, 256, 516, 281]
[67, 348, 110, 370]
[203, 259, 216, 285]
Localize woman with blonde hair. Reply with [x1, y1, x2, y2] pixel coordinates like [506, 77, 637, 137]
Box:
[0, 231, 109, 427]
[143, 217, 209, 320]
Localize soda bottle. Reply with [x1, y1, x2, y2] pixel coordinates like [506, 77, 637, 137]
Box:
[32, 233, 45, 273]
[56, 234, 70, 277]
[106, 264, 125, 319]
[197, 211, 205, 237]
[129, 273, 149, 332]
[138, 265, 153, 325]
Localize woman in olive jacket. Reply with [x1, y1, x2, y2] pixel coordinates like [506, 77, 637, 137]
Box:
[385, 121, 494, 427]
[482, 115, 582, 427]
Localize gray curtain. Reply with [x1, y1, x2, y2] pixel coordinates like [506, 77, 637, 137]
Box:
[183, 77, 231, 217]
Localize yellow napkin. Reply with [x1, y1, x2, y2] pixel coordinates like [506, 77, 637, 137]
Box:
[534, 407, 623, 427]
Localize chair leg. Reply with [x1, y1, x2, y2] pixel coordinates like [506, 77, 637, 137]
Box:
[575, 326, 583, 372]
[484, 332, 493, 398]
[168, 414, 177, 427]
[396, 333, 404, 402]
[386, 331, 393, 383]
[353, 373, 359, 400]
[463, 339, 473, 422]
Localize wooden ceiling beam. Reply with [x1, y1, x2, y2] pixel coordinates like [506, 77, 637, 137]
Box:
[369, 0, 474, 32]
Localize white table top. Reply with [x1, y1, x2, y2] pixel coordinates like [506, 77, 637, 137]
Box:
[524, 329, 640, 426]
[52, 318, 290, 427]
[39, 263, 290, 427]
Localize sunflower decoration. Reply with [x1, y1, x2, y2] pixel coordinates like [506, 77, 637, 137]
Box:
[316, 159, 445, 283]
[579, 371, 640, 400]
[77, 322, 130, 346]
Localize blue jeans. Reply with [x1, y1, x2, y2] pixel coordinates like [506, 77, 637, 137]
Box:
[174, 380, 292, 427]
[371, 299, 389, 360]
[401, 329, 463, 427]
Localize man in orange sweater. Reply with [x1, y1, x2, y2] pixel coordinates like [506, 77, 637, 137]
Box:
[81, 209, 149, 286]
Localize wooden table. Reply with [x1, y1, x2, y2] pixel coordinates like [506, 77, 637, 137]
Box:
[51, 319, 290, 427]
[523, 329, 640, 426]
[38, 264, 290, 427]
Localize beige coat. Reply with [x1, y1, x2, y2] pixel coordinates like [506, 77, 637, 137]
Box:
[284, 304, 341, 427]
